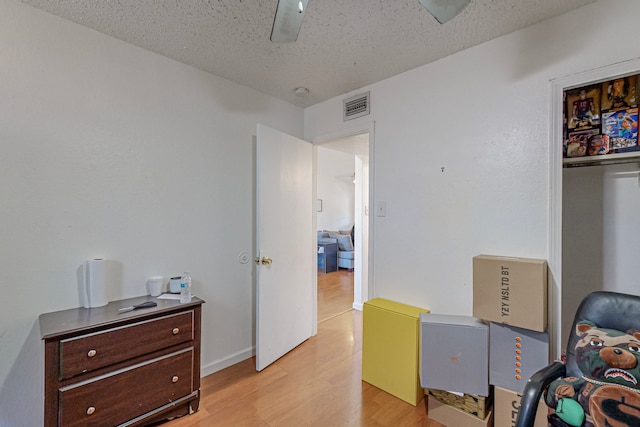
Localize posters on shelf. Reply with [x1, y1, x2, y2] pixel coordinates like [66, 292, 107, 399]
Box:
[563, 74, 639, 158]
[602, 107, 638, 152]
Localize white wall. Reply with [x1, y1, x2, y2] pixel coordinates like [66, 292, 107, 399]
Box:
[316, 147, 355, 231]
[304, 0, 640, 324]
[0, 1, 302, 424]
[562, 166, 605, 344]
[602, 164, 640, 293]
[562, 162, 640, 345]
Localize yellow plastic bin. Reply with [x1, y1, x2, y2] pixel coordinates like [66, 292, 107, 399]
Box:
[362, 298, 429, 405]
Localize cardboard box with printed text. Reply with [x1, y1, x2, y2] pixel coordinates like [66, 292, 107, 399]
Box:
[473, 255, 548, 332]
[494, 386, 548, 427]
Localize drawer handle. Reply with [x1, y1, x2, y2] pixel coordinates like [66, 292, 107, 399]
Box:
[87, 349, 97, 358]
[172, 328, 180, 335]
[172, 376, 179, 383]
[86, 406, 96, 415]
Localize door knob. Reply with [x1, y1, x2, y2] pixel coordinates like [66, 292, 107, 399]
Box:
[255, 256, 273, 265]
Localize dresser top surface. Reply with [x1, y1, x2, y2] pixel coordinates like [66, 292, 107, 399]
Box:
[39, 295, 204, 340]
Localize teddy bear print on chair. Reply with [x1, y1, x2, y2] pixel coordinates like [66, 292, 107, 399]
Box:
[545, 321, 640, 427]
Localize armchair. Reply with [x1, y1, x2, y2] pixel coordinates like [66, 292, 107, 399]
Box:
[516, 291, 640, 427]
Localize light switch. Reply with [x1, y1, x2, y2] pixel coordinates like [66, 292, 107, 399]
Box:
[376, 201, 386, 217]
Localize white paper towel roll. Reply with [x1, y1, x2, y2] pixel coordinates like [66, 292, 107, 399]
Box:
[83, 259, 109, 308]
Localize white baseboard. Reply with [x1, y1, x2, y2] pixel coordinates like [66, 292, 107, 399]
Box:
[352, 302, 363, 311]
[200, 346, 255, 378]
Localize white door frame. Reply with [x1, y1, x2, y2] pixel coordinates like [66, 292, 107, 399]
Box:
[312, 121, 375, 334]
[548, 58, 640, 359]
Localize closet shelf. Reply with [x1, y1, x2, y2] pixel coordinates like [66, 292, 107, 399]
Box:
[563, 151, 640, 168]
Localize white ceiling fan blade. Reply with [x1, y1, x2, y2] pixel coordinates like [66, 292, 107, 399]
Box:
[419, 0, 470, 24]
[271, 0, 309, 43]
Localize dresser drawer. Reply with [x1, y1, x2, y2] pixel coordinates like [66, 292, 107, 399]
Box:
[60, 311, 193, 379]
[59, 348, 193, 427]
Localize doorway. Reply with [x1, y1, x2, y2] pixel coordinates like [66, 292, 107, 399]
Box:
[314, 127, 372, 328]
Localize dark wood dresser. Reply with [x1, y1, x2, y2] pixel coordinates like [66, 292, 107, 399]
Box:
[39, 295, 204, 427]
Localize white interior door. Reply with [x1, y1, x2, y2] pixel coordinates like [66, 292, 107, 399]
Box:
[256, 124, 313, 371]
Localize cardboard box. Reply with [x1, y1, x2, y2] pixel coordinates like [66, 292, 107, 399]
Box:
[362, 298, 429, 406]
[490, 322, 549, 393]
[428, 396, 493, 427]
[419, 313, 489, 396]
[473, 255, 548, 332]
[426, 388, 492, 419]
[494, 386, 548, 427]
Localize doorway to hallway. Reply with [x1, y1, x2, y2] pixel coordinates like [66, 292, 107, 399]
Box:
[315, 129, 371, 324]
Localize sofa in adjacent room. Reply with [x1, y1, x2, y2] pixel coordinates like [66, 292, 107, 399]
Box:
[317, 229, 354, 271]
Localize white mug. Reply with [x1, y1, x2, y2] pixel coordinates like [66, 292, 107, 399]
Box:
[146, 276, 164, 297]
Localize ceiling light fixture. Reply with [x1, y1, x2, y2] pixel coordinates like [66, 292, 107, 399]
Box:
[271, 0, 309, 43]
[294, 87, 310, 96]
[418, 0, 470, 24]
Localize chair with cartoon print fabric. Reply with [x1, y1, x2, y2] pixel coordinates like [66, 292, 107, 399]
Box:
[516, 291, 640, 427]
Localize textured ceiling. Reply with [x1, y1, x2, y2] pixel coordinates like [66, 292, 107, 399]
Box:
[21, 0, 595, 107]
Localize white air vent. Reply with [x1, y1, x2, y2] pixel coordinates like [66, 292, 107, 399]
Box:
[343, 91, 370, 121]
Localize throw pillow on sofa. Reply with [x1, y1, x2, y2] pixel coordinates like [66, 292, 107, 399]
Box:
[328, 232, 353, 251]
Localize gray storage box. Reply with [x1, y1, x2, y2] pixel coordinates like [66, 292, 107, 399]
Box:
[420, 313, 489, 396]
[489, 322, 549, 393]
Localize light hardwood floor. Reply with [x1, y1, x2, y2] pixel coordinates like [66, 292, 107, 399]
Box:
[318, 269, 356, 322]
[161, 270, 443, 427]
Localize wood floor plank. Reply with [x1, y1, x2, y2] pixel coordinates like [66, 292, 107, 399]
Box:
[159, 271, 444, 427]
[318, 269, 355, 322]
